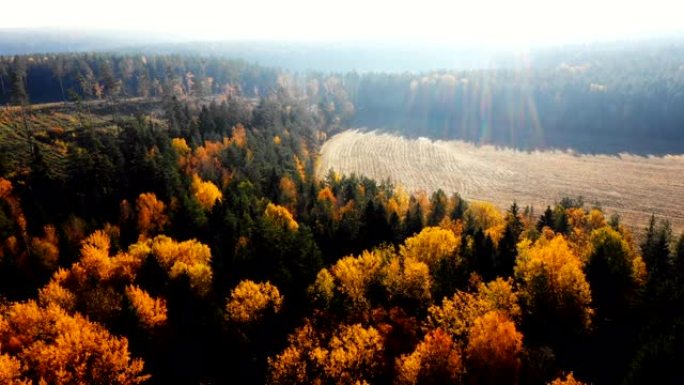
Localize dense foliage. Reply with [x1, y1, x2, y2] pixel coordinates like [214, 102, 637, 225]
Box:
[0, 52, 683, 384]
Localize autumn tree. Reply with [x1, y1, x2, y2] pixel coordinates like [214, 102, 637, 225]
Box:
[383, 255, 432, 309]
[465, 201, 505, 244]
[465, 311, 523, 385]
[515, 233, 593, 336]
[191, 173, 223, 210]
[149, 235, 213, 296]
[29, 225, 59, 272]
[0, 301, 149, 384]
[226, 280, 283, 324]
[268, 322, 384, 385]
[396, 328, 464, 385]
[585, 226, 646, 318]
[329, 250, 383, 313]
[136, 193, 168, 240]
[125, 285, 168, 329]
[400, 227, 460, 272]
[278, 176, 298, 214]
[427, 277, 520, 340]
[264, 203, 299, 232]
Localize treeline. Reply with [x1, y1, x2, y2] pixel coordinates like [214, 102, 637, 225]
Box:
[3, 46, 684, 153]
[0, 53, 281, 104]
[346, 51, 684, 154]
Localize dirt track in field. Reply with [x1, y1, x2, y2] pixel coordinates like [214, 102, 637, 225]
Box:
[317, 130, 684, 234]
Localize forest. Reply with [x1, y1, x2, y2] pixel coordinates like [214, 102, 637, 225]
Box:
[2, 43, 684, 153]
[0, 50, 683, 385]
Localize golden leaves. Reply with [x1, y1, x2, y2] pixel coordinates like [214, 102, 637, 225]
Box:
[232, 123, 247, 148]
[0, 301, 149, 385]
[150, 235, 213, 296]
[466, 201, 505, 245]
[400, 227, 459, 272]
[548, 372, 587, 385]
[383, 256, 432, 304]
[125, 285, 168, 329]
[226, 280, 283, 324]
[308, 268, 336, 308]
[0, 353, 28, 385]
[269, 323, 383, 385]
[0, 178, 12, 199]
[427, 278, 520, 340]
[136, 193, 168, 240]
[38, 280, 76, 311]
[330, 250, 383, 311]
[171, 137, 190, 156]
[279, 176, 298, 213]
[264, 203, 299, 232]
[322, 324, 384, 382]
[191, 173, 223, 210]
[465, 311, 523, 384]
[515, 234, 593, 329]
[395, 328, 463, 385]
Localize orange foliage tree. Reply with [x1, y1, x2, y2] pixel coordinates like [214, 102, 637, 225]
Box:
[136, 192, 168, 240]
[0, 301, 149, 384]
[465, 311, 523, 385]
[548, 372, 588, 385]
[395, 328, 464, 385]
[125, 285, 168, 329]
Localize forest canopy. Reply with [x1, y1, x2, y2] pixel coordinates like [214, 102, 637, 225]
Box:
[0, 48, 683, 385]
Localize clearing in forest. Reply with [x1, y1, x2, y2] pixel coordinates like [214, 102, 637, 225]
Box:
[317, 130, 684, 233]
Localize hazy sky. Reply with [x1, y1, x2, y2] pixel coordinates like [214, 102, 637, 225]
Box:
[4, 0, 684, 45]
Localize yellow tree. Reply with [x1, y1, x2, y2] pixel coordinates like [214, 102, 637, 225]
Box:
[264, 203, 299, 232]
[330, 250, 383, 313]
[465, 311, 523, 385]
[427, 277, 520, 340]
[226, 280, 284, 324]
[37, 230, 147, 322]
[150, 235, 213, 296]
[515, 234, 593, 331]
[29, 225, 59, 271]
[191, 173, 223, 210]
[383, 255, 432, 306]
[400, 227, 460, 272]
[268, 322, 384, 385]
[465, 201, 505, 245]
